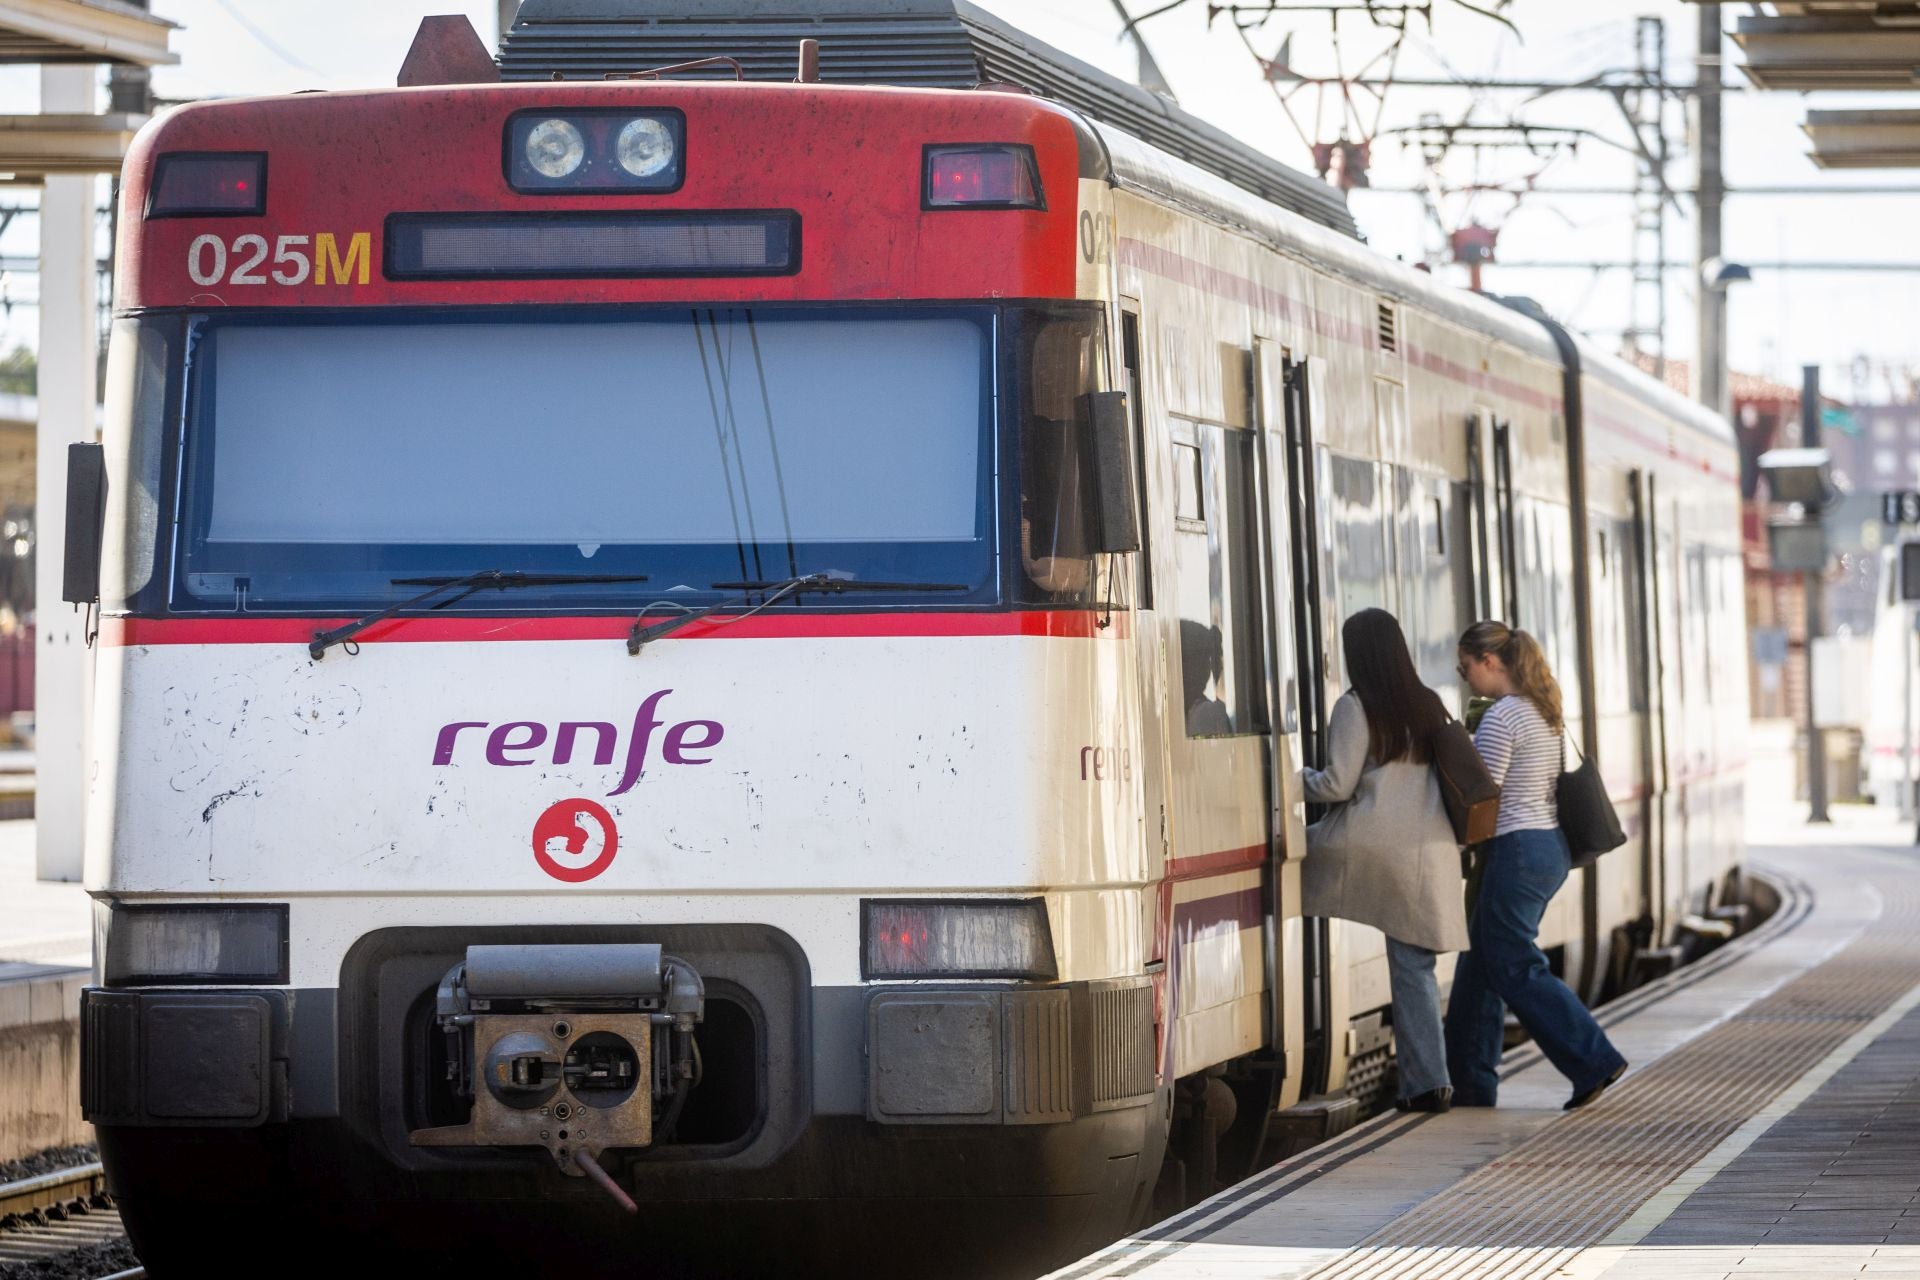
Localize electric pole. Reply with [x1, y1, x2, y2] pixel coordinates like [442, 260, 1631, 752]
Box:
[1694, 5, 1727, 421]
[1803, 363, 1830, 823]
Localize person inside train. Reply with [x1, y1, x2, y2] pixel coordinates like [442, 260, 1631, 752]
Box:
[1299, 608, 1468, 1114]
[1180, 619, 1234, 736]
[1446, 621, 1630, 1111]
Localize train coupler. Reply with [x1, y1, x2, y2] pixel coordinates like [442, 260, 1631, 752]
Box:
[409, 943, 704, 1194]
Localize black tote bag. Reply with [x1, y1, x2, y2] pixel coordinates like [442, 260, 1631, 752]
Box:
[1557, 736, 1627, 867]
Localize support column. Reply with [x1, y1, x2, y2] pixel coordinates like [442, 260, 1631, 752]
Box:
[35, 64, 99, 881]
[1803, 363, 1829, 824]
[497, 0, 519, 47]
[1694, 4, 1728, 421]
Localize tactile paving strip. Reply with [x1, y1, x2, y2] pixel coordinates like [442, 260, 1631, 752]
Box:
[1298, 862, 1920, 1280]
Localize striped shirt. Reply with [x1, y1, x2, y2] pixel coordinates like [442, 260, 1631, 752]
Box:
[1474, 695, 1562, 836]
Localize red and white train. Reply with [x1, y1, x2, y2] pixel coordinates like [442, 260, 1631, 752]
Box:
[71, 3, 1746, 1275]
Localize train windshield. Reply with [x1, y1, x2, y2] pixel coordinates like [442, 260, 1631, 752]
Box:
[162, 307, 999, 611]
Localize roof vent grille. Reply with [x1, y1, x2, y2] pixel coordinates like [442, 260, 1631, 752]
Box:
[497, 0, 1358, 238]
[1377, 301, 1398, 354]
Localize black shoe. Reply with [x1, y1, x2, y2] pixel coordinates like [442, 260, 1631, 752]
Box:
[1564, 1061, 1627, 1112]
[1395, 1086, 1453, 1113]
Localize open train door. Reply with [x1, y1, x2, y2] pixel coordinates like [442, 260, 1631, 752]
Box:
[1254, 339, 1309, 1109]
[1280, 353, 1348, 1102]
[1215, 342, 1336, 1181]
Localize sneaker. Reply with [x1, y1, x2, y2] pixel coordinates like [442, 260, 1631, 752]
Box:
[1563, 1061, 1627, 1112]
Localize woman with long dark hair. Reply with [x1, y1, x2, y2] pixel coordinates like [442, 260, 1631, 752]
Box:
[1446, 621, 1628, 1111]
[1301, 608, 1468, 1112]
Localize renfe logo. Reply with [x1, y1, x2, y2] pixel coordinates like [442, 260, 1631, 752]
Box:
[432, 689, 724, 797]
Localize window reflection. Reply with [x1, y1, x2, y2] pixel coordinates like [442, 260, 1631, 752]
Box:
[1173, 421, 1267, 738]
[1017, 309, 1108, 604]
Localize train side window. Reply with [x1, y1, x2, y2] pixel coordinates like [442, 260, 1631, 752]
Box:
[1173, 443, 1204, 523]
[1173, 419, 1267, 738]
[1327, 453, 1390, 618]
[1392, 467, 1460, 709]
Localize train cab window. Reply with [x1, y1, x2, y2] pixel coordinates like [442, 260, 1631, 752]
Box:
[171, 308, 998, 612]
[1172, 420, 1267, 738]
[1015, 309, 1110, 605]
[100, 317, 176, 612]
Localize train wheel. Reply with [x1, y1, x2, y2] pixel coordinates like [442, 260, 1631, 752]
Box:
[1152, 1073, 1239, 1217]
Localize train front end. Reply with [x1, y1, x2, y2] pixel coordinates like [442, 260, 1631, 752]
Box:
[79, 76, 1158, 1275]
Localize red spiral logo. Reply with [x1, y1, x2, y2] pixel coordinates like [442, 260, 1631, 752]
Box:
[531, 798, 619, 883]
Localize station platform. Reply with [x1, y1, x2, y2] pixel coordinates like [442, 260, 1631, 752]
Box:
[1052, 806, 1920, 1280]
[0, 817, 92, 1163]
[0, 818, 88, 971]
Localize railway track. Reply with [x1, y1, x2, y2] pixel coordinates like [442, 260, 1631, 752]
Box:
[0, 1162, 138, 1279]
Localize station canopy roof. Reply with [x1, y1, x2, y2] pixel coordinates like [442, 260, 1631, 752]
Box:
[1802, 108, 1920, 168]
[0, 0, 177, 179]
[1728, 4, 1920, 92]
[0, 0, 174, 67]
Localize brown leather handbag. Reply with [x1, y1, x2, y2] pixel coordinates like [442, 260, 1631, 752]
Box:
[1431, 717, 1501, 846]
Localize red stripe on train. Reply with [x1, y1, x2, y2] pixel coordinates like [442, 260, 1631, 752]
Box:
[1167, 844, 1268, 879]
[101, 610, 1132, 647]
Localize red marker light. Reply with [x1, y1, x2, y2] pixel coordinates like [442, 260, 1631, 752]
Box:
[148, 152, 267, 218]
[924, 144, 1043, 210]
[862, 899, 1058, 981]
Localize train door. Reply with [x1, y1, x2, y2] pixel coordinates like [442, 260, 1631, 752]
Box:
[1627, 472, 1665, 949]
[1253, 339, 1308, 1113]
[1466, 410, 1518, 623]
[1160, 388, 1276, 1088]
[1121, 303, 1169, 970]
[1649, 486, 1686, 934]
[1281, 356, 1349, 1098]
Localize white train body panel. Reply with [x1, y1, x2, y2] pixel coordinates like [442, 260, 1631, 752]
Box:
[90, 631, 1156, 986]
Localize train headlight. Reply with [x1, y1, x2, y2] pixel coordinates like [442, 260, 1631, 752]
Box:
[524, 118, 586, 179]
[861, 898, 1057, 981]
[505, 110, 686, 193]
[97, 902, 288, 986]
[615, 117, 674, 178]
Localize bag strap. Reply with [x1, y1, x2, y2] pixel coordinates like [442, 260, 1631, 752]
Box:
[1561, 727, 1585, 767]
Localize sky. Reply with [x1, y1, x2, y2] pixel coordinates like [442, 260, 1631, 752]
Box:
[4, 0, 1915, 400]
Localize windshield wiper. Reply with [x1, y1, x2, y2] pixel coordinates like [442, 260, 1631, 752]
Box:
[627, 573, 970, 655]
[710, 577, 972, 593]
[310, 571, 649, 659]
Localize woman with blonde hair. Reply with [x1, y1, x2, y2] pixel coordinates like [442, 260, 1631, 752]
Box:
[1445, 621, 1627, 1111]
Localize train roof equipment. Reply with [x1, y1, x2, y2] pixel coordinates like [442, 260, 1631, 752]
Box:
[497, 0, 1361, 239]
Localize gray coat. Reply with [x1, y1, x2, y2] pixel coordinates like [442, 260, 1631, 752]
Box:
[1300, 691, 1470, 954]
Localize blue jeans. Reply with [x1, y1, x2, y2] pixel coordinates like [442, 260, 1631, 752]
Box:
[1443, 827, 1626, 1105]
[1386, 935, 1448, 1098]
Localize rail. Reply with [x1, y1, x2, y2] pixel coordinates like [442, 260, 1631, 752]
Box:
[0, 1160, 105, 1217]
[0, 1160, 131, 1276]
